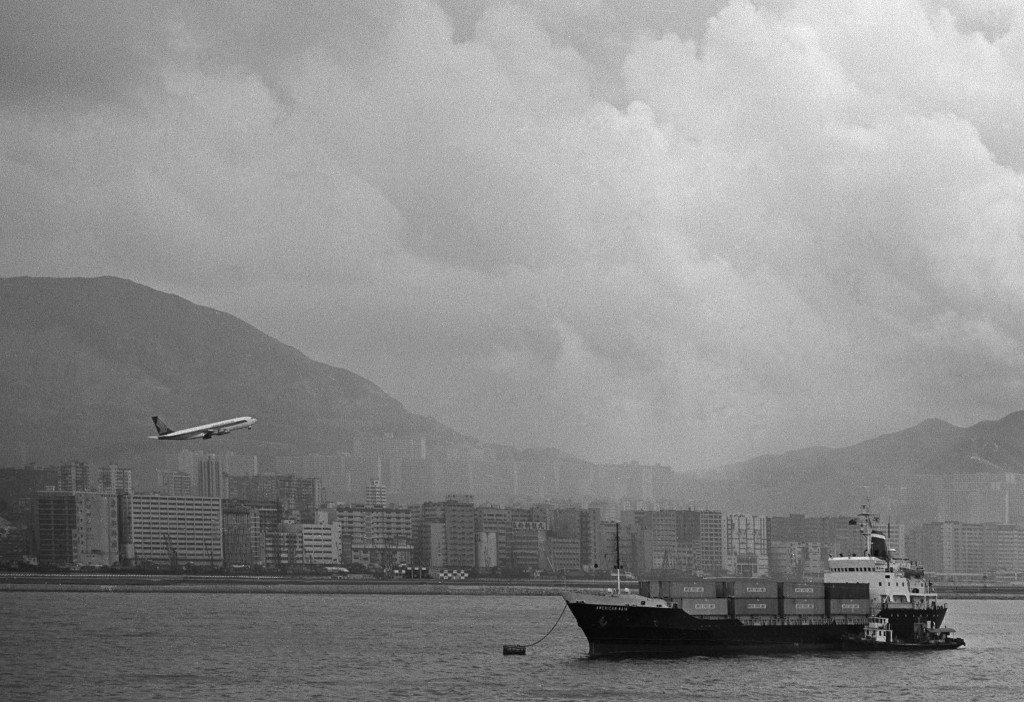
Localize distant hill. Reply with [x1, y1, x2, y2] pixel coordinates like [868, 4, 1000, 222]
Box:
[0, 276, 443, 468]
[3, 276, 1024, 520]
[680, 413, 1024, 517]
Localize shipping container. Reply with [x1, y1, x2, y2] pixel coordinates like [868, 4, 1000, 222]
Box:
[781, 581, 825, 599]
[723, 579, 778, 598]
[827, 598, 872, 616]
[664, 580, 720, 598]
[675, 598, 729, 616]
[639, 581, 658, 598]
[779, 598, 826, 616]
[825, 582, 870, 599]
[731, 598, 780, 616]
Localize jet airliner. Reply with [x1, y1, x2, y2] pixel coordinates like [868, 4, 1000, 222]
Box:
[150, 415, 256, 440]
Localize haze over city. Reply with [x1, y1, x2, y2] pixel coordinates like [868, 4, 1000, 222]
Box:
[4, 1, 1024, 472]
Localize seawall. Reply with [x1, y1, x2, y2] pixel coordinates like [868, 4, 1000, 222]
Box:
[0, 575, 614, 596]
[934, 584, 1024, 599]
[5, 575, 1021, 598]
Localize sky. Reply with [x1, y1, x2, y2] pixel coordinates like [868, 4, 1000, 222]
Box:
[3, 0, 1024, 472]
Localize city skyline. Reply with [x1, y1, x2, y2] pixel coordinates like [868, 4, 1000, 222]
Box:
[18, 473, 1024, 580]
[7, 445, 1024, 581]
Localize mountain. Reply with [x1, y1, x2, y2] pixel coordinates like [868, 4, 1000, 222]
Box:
[4, 275, 1024, 520]
[680, 413, 1024, 518]
[0, 276, 443, 468]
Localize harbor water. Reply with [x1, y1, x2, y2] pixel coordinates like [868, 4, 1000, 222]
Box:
[1, 593, 1021, 701]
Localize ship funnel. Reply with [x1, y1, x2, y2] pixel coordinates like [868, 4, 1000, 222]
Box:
[870, 532, 889, 560]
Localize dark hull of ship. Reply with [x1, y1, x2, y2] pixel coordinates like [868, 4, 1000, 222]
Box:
[566, 602, 952, 658]
[567, 602, 865, 658]
[878, 604, 947, 641]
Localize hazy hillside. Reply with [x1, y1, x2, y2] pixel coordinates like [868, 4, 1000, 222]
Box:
[4, 275, 1024, 519]
[681, 413, 1024, 517]
[0, 276, 440, 466]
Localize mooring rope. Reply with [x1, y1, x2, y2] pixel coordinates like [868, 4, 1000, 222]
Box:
[523, 602, 569, 648]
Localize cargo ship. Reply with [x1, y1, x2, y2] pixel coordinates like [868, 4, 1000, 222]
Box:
[562, 508, 964, 657]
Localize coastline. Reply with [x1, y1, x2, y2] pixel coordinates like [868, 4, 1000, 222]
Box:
[0, 574, 615, 596]
[3, 574, 1022, 598]
[935, 584, 1024, 599]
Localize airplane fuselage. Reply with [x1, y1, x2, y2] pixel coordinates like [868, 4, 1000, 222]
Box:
[150, 416, 256, 440]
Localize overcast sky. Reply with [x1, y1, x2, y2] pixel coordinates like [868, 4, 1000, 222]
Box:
[3, 0, 1024, 471]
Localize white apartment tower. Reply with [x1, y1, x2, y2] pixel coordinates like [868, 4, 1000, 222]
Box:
[366, 480, 387, 507]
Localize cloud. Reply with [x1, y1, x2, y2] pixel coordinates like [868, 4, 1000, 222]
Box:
[3, 0, 1024, 470]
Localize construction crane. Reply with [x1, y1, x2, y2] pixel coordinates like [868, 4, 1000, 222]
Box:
[163, 534, 178, 570]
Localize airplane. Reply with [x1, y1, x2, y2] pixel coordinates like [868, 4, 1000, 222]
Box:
[150, 415, 256, 440]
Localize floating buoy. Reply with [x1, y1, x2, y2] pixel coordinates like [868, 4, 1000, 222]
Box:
[502, 603, 569, 657]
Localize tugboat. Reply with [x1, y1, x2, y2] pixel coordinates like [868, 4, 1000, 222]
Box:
[840, 615, 964, 650]
[561, 508, 965, 657]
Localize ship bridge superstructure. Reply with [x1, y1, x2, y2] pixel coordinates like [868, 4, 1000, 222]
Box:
[824, 507, 938, 613]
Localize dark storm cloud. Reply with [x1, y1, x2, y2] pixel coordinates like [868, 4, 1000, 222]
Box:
[0, 2, 166, 107]
[3, 0, 1024, 470]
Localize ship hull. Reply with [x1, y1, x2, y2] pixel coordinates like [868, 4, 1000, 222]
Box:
[567, 601, 866, 658]
[839, 637, 965, 652]
[877, 604, 946, 641]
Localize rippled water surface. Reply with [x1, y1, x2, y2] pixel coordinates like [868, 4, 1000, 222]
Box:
[1, 593, 1021, 701]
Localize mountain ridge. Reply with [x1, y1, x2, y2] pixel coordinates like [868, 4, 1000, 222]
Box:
[0, 276, 438, 466]
[3, 275, 1023, 520]
[681, 412, 1024, 517]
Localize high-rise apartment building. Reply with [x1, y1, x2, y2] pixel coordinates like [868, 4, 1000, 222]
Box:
[416, 495, 475, 569]
[56, 463, 131, 494]
[474, 506, 512, 571]
[227, 475, 322, 516]
[33, 492, 75, 566]
[336, 502, 414, 566]
[158, 470, 193, 496]
[118, 494, 223, 568]
[511, 521, 546, 571]
[724, 513, 769, 577]
[301, 523, 341, 565]
[696, 510, 724, 577]
[33, 491, 119, 567]
[197, 454, 224, 498]
[222, 502, 262, 567]
[622, 510, 682, 573]
[366, 480, 387, 507]
[95, 465, 132, 494]
[264, 525, 304, 569]
[56, 463, 90, 492]
[579, 507, 603, 572]
[910, 521, 1024, 574]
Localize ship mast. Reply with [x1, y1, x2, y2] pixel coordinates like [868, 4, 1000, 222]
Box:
[614, 522, 622, 594]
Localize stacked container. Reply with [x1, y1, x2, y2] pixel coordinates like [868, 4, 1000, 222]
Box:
[779, 581, 826, 616]
[664, 580, 720, 599]
[661, 580, 728, 617]
[676, 598, 729, 616]
[726, 579, 780, 617]
[641, 578, 870, 620]
[825, 582, 871, 617]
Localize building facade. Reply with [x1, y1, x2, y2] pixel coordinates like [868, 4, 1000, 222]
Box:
[33, 491, 119, 567]
[118, 494, 223, 568]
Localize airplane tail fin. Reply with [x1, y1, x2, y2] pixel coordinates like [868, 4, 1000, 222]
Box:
[152, 416, 173, 436]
